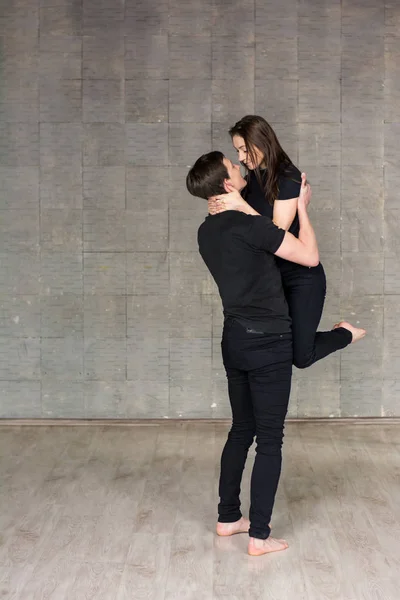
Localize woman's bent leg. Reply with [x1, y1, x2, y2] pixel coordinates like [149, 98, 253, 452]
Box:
[285, 264, 352, 369]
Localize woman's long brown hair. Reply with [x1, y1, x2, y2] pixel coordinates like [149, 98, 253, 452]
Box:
[229, 115, 294, 205]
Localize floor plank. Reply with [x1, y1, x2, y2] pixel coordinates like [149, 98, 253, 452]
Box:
[1, 423, 399, 600]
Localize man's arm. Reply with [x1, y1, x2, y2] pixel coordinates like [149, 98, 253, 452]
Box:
[210, 172, 319, 267]
[209, 179, 297, 230]
[274, 211, 319, 267]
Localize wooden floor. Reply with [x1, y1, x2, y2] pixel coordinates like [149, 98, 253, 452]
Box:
[0, 422, 399, 600]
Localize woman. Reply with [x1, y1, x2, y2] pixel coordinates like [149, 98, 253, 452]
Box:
[208, 115, 365, 368]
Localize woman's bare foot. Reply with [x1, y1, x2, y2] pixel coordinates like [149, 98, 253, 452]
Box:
[216, 517, 250, 537]
[333, 321, 366, 343]
[248, 536, 289, 556]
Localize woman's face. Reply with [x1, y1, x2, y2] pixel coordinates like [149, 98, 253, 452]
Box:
[232, 135, 264, 170]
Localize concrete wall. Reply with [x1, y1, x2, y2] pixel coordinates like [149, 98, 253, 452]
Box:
[0, 0, 398, 418]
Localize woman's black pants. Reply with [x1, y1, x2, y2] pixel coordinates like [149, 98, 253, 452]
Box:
[280, 262, 352, 369]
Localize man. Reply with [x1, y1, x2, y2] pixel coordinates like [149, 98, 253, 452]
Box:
[186, 151, 318, 556]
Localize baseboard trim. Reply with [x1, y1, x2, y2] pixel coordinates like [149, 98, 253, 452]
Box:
[1, 417, 400, 426]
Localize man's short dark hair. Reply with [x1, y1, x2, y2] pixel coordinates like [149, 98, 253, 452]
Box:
[186, 151, 229, 199]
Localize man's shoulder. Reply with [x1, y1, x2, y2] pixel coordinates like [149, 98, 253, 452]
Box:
[199, 211, 251, 230]
[199, 213, 277, 245]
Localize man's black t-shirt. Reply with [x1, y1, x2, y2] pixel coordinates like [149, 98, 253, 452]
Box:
[244, 163, 301, 237]
[198, 211, 291, 333]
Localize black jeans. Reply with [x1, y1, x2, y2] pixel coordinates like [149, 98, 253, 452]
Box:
[218, 318, 293, 540]
[280, 262, 352, 369]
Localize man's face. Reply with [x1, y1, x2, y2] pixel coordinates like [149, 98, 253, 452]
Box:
[222, 158, 247, 192]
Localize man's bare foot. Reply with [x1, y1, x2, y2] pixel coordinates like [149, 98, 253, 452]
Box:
[333, 321, 366, 343]
[248, 536, 289, 556]
[216, 517, 250, 537]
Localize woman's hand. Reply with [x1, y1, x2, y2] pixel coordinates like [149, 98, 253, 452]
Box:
[208, 183, 253, 215]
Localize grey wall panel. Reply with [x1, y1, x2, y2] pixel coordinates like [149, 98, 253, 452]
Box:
[0, 0, 397, 418]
